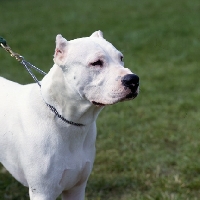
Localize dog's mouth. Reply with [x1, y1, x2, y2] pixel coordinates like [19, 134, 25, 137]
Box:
[92, 101, 106, 107]
[91, 92, 138, 107]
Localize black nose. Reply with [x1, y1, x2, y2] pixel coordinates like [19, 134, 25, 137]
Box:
[121, 74, 139, 89]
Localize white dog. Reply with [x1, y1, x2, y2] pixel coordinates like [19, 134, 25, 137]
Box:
[0, 31, 139, 200]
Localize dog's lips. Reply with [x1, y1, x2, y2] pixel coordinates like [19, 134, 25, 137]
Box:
[92, 101, 106, 107]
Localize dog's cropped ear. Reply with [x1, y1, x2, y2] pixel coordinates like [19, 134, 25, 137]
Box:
[54, 34, 68, 66]
[90, 30, 104, 38]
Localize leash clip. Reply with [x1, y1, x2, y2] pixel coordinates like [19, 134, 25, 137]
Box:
[0, 42, 24, 62]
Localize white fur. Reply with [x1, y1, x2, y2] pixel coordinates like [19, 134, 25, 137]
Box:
[0, 31, 139, 200]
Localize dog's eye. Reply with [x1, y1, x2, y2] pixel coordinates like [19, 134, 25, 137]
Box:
[120, 56, 124, 62]
[91, 60, 103, 67]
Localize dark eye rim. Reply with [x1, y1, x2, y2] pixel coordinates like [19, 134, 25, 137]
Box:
[120, 55, 124, 62]
[91, 60, 103, 67]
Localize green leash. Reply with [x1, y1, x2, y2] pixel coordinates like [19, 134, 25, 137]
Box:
[0, 36, 24, 61]
[0, 36, 7, 47]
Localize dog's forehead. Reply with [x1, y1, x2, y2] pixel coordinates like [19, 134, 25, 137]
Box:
[69, 37, 120, 56]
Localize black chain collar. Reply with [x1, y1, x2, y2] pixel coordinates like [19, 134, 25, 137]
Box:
[23, 62, 84, 126]
[21, 61, 84, 127]
[46, 103, 84, 126]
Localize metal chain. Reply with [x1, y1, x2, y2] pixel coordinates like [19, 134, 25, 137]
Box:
[1, 42, 47, 87]
[21, 60, 46, 87]
[46, 103, 84, 126]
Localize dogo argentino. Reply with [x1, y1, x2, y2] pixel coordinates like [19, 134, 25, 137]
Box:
[0, 31, 139, 200]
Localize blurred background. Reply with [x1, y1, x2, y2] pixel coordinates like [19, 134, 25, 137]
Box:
[0, 0, 200, 199]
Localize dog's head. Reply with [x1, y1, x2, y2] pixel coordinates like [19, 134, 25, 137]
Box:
[42, 31, 139, 109]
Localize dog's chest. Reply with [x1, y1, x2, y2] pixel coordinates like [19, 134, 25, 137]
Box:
[54, 126, 95, 190]
[59, 161, 91, 190]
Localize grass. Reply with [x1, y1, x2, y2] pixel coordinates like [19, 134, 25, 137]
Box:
[0, 0, 200, 199]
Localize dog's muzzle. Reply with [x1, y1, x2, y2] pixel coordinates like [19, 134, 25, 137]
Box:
[121, 74, 139, 99]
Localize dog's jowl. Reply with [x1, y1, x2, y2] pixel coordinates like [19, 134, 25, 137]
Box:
[0, 31, 139, 200]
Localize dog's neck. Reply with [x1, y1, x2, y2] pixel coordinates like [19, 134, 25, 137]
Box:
[41, 64, 103, 126]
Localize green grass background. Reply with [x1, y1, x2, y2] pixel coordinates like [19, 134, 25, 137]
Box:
[0, 0, 200, 199]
